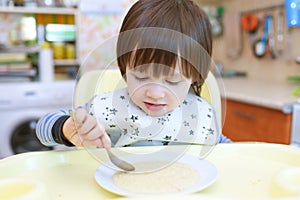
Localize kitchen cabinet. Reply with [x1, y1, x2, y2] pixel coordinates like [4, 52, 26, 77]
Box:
[222, 99, 292, 144]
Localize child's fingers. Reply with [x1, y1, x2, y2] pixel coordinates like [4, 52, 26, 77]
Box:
[84, 125, 111, 148]
[74, 108, 87, 126]
[81, 139, 101, 148]
[70, 133, 83, 147]
[73, 109, 111, 149]
[97, 121, 111, 149]
[77, 114, 96, 135]
[81, 137, 105, 148]
[83, 127, 101, 140]
[101, 133, 112, 149]
[82, 129, 111, 148]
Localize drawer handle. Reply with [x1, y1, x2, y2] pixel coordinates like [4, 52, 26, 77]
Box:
[232, 110, 255, 120]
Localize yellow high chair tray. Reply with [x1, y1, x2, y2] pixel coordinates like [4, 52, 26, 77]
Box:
[0, 143, 300, 200]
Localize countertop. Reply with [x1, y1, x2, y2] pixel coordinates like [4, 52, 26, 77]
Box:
[218, 77, 300, 113]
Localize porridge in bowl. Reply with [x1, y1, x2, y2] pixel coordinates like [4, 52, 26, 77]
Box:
[112, 161, 200, 194]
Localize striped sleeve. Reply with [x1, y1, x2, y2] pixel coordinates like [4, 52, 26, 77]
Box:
[36, 109, 70, 146]
[218, 134, 232, 143]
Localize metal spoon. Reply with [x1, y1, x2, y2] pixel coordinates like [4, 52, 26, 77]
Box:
[70, 110, 135, 171]
[106, 148, 135, 171]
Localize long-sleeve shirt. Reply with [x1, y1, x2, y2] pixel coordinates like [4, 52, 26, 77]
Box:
[36, 88, 231, 147]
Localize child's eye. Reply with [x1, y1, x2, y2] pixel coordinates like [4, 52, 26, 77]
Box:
[165, 80, 181, 85]
[134, 75, 149, 81]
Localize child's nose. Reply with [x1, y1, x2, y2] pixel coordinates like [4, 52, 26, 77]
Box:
[146, 84, 165, 99]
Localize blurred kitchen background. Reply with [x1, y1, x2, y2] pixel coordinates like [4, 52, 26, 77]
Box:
[0, 0, 299, 158]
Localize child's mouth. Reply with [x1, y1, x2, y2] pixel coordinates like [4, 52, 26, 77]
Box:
[144, 102, 166, 112]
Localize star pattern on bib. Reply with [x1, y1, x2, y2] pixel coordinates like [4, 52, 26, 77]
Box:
[88, 88, 218, 147]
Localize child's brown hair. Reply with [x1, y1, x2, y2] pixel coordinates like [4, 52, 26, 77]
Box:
[117, 0, 213, 95]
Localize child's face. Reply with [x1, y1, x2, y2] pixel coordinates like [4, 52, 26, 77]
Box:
[126, 65, 192, 116]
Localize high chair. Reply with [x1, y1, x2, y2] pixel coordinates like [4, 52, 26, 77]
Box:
[74, 69, 222, 131]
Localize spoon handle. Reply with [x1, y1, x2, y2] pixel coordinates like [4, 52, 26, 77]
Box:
[70, 110, 135, 171]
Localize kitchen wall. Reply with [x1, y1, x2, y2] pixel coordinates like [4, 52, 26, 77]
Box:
[196, 0, 300, 82]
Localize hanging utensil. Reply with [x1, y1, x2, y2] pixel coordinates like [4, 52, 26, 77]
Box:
[253, 15, 271, 58]
[268, 15, 276, 59]
[241, 13, 260, 42]
[276, 11, 284, 55]
[241, 13, 260, 33]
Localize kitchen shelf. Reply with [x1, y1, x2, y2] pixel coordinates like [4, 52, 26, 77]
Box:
[0, 45, 40, 54]
[0, 6, 80, 82]
[54, 59, 80, 66]
[0, 6, 78, 15]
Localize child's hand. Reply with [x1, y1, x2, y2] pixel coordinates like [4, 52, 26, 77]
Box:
[64, 108, 111, 149]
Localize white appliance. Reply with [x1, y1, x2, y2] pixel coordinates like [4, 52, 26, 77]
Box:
[0, 80, 75, 158]
[291, 101, 300, 147]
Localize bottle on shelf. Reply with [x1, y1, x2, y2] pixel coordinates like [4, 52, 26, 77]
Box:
[38, 41, 54, 82]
